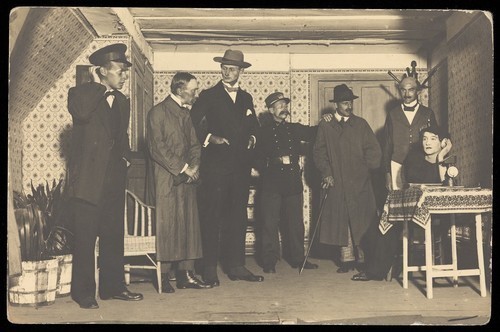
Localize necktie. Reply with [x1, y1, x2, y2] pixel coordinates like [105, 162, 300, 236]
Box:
[403, 105, 416, 112]
[225, 86, 238, 93]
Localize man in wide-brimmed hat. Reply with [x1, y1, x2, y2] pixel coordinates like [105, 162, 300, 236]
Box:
[191, 49, 263, 286]
[313, 83, 382, 275]
[67, 43, 143, 309]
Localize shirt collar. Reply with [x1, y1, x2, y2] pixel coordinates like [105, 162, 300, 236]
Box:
[222, 81, 239, 90]
[402, 100, 418, 108]
[334, 112, 349, 122]
[170, 94, 190, 109]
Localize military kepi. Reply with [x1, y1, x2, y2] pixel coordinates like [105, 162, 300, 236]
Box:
[265, 92, 291, 108]
[89, 43, 132, 67]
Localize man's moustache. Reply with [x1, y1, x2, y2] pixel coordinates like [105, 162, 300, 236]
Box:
[280, 111, 290, 116]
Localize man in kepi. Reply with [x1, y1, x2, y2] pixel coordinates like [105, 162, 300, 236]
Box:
[254, 92, 332, 273]
[190, 49, 263, 286]
[313, 84, 382, 274]
[67, 43, 143, 309]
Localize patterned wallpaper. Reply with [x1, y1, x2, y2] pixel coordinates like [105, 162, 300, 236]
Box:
[448, 14, 493, 188]
[9, 7, 94, 192]
[21, 37, 131, 193]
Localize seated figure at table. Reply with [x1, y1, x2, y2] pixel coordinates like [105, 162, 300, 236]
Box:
[352, 126, 452, 281]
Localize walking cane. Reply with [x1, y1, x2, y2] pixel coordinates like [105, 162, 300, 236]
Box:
[299, 189, 328, 275]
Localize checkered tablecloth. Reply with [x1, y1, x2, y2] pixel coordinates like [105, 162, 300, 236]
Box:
[378, 185, 493, 235]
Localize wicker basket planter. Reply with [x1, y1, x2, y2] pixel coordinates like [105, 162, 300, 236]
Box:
[9, 258, 59, 306]
[55, 254, 72, 297]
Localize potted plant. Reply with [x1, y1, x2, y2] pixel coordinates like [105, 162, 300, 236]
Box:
[9, 179, 74, 306]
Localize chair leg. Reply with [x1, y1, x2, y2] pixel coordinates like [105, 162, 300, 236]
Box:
[157, 261, 162, 294]
[124, 264, 131, 285]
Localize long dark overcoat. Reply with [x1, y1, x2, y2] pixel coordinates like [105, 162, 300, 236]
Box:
[146, 96, 203, 261]
[313, 115, 381, 246]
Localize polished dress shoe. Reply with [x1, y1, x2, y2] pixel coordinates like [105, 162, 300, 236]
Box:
[290, 261, 319, 269]
[351, 271, 384, 281]
[263, 266, 276, 273]
[162, 279, 175, 293]
[77, 297, 99, 309]
[176, 270, 213, 289]
[336, 262, 355, 273]
[227, 266, 264, 282]
[101, 289, 144, 301]
[203, 266, 219, 287]
[204, 278, 220, 287]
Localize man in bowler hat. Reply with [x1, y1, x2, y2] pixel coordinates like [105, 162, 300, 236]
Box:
[313, 84, 382, 274]
[254, 92, 334, 273]
[190, 49, 263, 285]
[67, 43, 143, 309]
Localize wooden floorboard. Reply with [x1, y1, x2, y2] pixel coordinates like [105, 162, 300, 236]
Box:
[7, 257, 491, 325]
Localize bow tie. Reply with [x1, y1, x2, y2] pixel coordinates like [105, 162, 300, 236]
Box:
[403, 105, 416, 112]
[104, 91, 116, 98]
[225, 86, 239, 93]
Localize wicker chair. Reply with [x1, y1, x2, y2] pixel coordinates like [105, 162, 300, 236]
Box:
[95, 189, 161, 293]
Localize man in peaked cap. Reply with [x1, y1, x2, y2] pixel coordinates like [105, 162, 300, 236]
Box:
[253, 92, 333, 273]
[67, 43, 142, 309]
[313, 84, 382, 275]
[190, 49, 263, 286]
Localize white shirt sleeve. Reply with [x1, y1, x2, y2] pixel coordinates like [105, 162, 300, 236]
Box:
[180, 163, 189, 173]
[203, 133, 212, 148]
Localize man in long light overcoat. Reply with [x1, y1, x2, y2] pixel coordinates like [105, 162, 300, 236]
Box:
[313, 84, 382, 273]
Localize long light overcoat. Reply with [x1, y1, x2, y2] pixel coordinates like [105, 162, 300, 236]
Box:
[146, 96, 202, 261]
[313, 115, 382, 246]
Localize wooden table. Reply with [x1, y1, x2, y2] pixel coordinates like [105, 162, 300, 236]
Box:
[379, 185, 492, 299]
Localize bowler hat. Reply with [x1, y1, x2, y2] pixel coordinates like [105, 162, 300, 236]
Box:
[89, 43, 132, 67]
[330, 84, 358, 102]
[213, 49, 251, 68]
[265, 92, 290, 108]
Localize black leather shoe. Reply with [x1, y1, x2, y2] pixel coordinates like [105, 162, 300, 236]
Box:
[162, 279, 175, 293]
[263, 266, 276, 273]
[351, 271, 383, 281]
[78, 297, 99, 309]
[291, 261, 318, 269]
[176, 270, 213, 289]
[336, 262, 355, 273]
[204, 278, 220, 287]
[101, 290, 144, 301]
[227, 266, 264, 282]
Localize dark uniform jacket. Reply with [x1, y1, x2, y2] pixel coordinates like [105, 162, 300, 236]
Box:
[66, 82, 132, 205]
[382, 104, 437, 172]
[254, 121, 316, 195]
[190, 81, 259, 175]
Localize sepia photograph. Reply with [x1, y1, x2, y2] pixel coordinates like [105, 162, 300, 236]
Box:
[7, 7, 493, 325]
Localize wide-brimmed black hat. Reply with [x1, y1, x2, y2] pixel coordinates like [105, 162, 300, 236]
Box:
[265, 92, 290, 108]
[213, 49, 251, 68]
[330, 84, 359, 102]
[89, 43, 132, 67]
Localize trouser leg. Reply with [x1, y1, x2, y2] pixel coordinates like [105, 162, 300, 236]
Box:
[283, 193, 304, 264]
[71, 198, 99, 302]
[260, 191, 282, 267]
[221, 172, 251, 269]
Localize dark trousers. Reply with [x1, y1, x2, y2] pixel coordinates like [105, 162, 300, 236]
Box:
[198, 171, 251, 271]
[71, 160, 126, 301]
[365, 223, 402, 279]
[261, 191, 304, 267]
